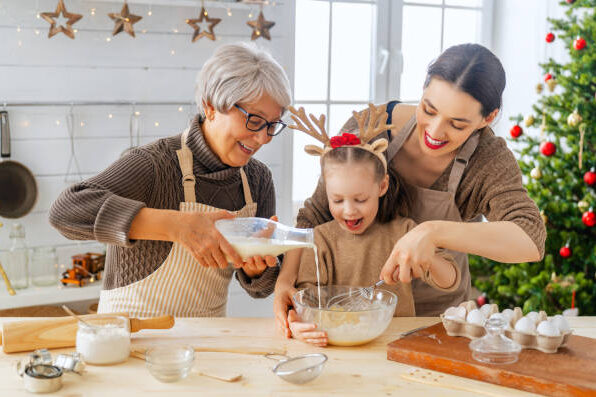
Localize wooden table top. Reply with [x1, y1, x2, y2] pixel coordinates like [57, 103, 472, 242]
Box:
[1, 316, 594, 396]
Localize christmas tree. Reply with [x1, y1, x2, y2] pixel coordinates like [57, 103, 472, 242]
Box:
[470, 0, 596, 315]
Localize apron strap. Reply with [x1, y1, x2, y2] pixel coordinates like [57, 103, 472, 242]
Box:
[387, 115, 416, 161]
[239, 168, 254, 205]
[176, 127, 196, 203]
[447, 131, 481, 194]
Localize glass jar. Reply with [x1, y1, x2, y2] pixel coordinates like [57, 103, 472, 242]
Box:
[76, 316, 130, 365]
[469, 316, 522, 364]
[5, 223, 29, 289]
[30, 246, 59, 287]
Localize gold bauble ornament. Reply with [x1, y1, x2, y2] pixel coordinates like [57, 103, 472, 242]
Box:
[578, 200, 590, 212]
[536, 83, 544, 94]
[530, 167, 542, 179]
[567, 110, 582, 127]
[540, 210, 548, 224]
[524, 115, 535, 127]
[546, 78, 557, 92]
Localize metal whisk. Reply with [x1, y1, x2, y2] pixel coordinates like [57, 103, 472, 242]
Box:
[325, 280, 385, 310]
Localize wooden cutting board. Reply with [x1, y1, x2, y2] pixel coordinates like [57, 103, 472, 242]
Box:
[387, 322, 596, 397]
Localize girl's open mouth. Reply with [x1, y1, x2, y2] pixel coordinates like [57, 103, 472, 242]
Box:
[345, 218, 363, 231]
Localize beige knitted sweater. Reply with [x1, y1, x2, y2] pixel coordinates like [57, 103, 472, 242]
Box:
[296, 217, 460, 317]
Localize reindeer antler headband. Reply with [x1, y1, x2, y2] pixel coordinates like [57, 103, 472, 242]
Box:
[288, 103, 394, 172]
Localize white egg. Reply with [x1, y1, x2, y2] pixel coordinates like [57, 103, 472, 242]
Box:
[501, 308, 514, 324]
[551, 314, 571, 332]
[466, 309, 486, 326]
[526, 311, 540, 325]
[479, 304, 493, 317]
[514, 316, 536, 334]
[537, 320, 561, 337]
[444, 306, 466, 321]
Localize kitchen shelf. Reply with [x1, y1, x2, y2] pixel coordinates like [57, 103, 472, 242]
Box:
[0, 282, 101, 310]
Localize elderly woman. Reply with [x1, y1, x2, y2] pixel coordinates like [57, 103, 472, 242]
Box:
[49, 43, 291, 317]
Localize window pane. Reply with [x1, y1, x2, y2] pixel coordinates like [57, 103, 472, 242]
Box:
[400, 6, 442, 101]
[330, 3, 374, 101]
[292, 104, 327, 202]
[443, 9, 481, 49]
[445, 0, 482, 7]
[294, 1, 330, 101]
[329, 104, 365, 137]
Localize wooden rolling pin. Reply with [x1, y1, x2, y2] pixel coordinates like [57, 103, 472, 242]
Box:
[1, 313, 174, 353]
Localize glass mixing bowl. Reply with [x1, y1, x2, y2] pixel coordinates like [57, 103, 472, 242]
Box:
[292, 285, 397, 346]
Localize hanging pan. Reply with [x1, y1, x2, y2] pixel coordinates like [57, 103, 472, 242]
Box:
[0, 110, 38, 218]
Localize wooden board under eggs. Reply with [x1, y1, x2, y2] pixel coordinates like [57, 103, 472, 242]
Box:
[387, 322, 596, 397]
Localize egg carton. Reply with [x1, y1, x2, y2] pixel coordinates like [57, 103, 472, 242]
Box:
[439, 300, 573, 354]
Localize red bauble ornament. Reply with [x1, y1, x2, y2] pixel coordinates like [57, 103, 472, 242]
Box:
[510, 125, 523, 138]
[540, 141, 556, 156]
[476, 294, 487, 307]
[545, 33, 555, 43]
[583, 210, 596, 227]
[544, 73, 553, 82]
[584, 168, 596, 186]
[559, 246, 572, 258]
[566, 0, 575, 3]
[573, 37, 587, 50]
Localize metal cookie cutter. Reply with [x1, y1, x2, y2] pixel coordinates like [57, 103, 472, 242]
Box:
[54, 352, 86, 375]
[265, 353, 328, 384]
[22, 364, 63, 393]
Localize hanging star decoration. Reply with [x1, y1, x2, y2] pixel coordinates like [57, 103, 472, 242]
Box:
[186, 7, 221, 42]
[108, 2, 142, 38]
[247, 11, 275, 40]
[40, 0, 82, 39]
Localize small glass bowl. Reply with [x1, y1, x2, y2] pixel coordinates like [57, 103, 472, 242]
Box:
[145, 345, 194, 383]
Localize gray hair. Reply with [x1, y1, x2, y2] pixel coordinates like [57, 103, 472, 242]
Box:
[195, 43, 292, 117]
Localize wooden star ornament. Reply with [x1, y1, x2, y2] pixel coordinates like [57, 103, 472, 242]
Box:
[247, 11, 275, 41]
[40, 0, 82, 39]
[186, 7, 221, 42]
[108, 2, 142, 38]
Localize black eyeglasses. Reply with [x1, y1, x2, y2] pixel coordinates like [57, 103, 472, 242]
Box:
[234, 104, 287, 136]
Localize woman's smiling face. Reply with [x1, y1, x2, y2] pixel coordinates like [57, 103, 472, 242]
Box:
[415, 78, 497, 157]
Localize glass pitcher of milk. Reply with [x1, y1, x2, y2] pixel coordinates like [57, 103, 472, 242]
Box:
[215, 217, 314, 259]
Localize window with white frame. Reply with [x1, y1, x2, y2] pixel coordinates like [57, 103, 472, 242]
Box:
[291, 0, 492, 219]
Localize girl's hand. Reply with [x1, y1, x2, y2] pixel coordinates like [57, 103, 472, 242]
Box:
[274, 282, 296, 338]
[287, 309, 328, 347]
[175, 210, 244, 268]
[380, 222, 437, 284]
[240, 215, 280, 277]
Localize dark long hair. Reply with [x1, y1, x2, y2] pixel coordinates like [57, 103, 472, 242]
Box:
[424, 43, 506, 117]
[321, 147, 410, 223]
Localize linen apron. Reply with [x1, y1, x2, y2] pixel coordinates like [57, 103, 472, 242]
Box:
[98, 128, 257, 317]
[385, 102, 480, 316]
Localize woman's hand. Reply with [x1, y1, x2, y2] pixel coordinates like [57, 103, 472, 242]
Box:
[287, 309, 328, 347]
[240, 215, 280, 277]
[380, 222, 438, 284]
[273, 281, 296, 338]
[174, 210, 244, 268]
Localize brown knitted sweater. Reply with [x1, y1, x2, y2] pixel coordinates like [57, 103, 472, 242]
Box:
[49, 115, 279, 297]
[296, 109, 546, 259]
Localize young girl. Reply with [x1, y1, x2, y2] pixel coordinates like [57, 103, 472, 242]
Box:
[286, 104, 460, 346]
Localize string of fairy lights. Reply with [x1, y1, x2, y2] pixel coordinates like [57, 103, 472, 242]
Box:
[2, 1, 282, 171]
